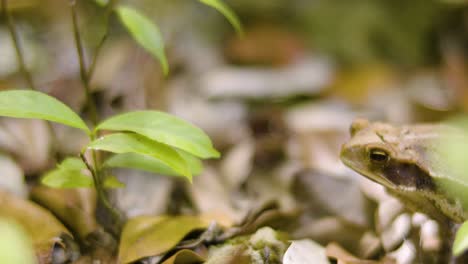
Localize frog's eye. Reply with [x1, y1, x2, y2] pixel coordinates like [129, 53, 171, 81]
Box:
[368, 148, 389, 164]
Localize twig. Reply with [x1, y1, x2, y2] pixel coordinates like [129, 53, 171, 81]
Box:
[69, 0, 98, 125]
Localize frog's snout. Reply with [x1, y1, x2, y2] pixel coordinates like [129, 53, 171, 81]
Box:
[339, 143, 355, 167]
[340, 143, 367, 173]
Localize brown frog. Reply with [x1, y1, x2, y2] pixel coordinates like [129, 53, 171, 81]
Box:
[340, 118, 468, 262]
[340, 118, 468, 223]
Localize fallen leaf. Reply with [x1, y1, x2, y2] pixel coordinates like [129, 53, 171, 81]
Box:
[0, 190, 72, 259]
[161, 249, 205, 264]
[30, 187, 97, 239]
[118, 215, 209, 263]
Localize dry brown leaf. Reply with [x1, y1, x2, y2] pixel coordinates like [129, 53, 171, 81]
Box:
[118, 215, 210, 263]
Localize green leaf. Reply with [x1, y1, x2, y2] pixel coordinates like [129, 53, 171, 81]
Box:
[454, 221, 468, 256]
[96, 111, 220, 159]
[0, 90, 89, 133]
[116, 6, 169, 75]
[58, 157, 87, 171]
[105, 153, 179, 176]
[86, 132, 191, 178]
[103, 175, 125, 188]
[177, 150, 203, 176]
[104, 151, 202, 178]
[41, 169, 93, 188]
[41, 157, 93, 188]
[199, 0, 243, 36]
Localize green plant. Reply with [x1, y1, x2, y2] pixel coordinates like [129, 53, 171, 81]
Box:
[0, 90, 220, 232]
[0, 0, 242, 237]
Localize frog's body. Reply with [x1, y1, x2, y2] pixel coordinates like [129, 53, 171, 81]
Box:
[340, 119, 468, 223]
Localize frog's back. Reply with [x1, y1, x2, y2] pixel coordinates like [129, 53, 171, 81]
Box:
[383, 123, 468, 222]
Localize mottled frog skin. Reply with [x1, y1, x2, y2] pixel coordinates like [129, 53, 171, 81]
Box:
[340, 119, 468, 223]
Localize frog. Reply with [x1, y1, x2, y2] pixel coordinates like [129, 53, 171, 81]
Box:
[340, 118, 468, 224]
[340, 118, 468, 262]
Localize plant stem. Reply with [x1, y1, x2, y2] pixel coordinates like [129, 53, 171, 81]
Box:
[1, 0, 59, 160]
[80, 152, 122, 237]
[70, 0, 123, 237]
[1, 0, 35, 90]
[69, 0, 98, 125]
[87, 0, 118, 81]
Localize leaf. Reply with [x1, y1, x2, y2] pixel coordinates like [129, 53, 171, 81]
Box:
[86, 132, 191, 178]
[0, 90, 89, 133]
[118, 215, 209, 263]
[454, 221, 468, 256]
[177, 150, 203, 176]
[30, 187, 98, 239]
[41, 169, 94, 188]
[103, 175, 125, 188]
[41, 157, 93, 188]
[104, 151, 202, 178]
[105, 153, 178, 176]
[0, 190, 71, 251]
[96, 111, 220, 159]
[58, 157, 87, 171]
[116, 6, 169, 75]
[199, 0, 243, 36]
[161, 249, 205, 264]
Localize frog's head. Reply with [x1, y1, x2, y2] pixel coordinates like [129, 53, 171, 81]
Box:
[340, 118, 435, 192]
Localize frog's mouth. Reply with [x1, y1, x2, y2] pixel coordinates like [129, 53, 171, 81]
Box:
[348, 164, 396, 189]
